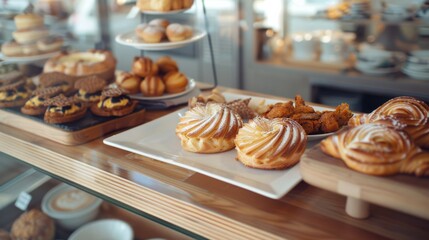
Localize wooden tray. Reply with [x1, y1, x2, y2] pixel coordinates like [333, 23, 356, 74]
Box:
[0, 106, 146, 145]
[300, 145, 429, 220]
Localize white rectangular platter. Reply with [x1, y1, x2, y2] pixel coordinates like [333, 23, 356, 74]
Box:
[104, 93, 332, 199]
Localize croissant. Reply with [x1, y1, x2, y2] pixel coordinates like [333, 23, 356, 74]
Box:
[321, 123, 429, 176]
[348, 96, 429, 149]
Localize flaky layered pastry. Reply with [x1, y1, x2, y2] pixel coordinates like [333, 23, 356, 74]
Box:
[176, 103, 243, 153]
[348, 96, 429, 149]
[234, 117, 307, 169]
[321, 123, 429, 176]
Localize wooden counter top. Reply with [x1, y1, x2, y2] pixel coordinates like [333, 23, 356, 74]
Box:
[1, 87, 428, 240]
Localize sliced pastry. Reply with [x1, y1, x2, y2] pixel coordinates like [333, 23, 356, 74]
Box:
[74, 75, 106, 105]
[90, 88, 137, 117]
[43, 94, 87, 124]
[0, 80, 32, 108]
[21, 86, 63, 115]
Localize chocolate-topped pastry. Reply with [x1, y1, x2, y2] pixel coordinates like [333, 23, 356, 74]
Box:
[74, 75, 106, 104]
[21, 86, 63, 115]
[43, 94, 87, 123]
[90, 88, 137, 117]
[0, 71, 23, 86]
[39, 72, 76, 95]
[0, 79, 31, 108]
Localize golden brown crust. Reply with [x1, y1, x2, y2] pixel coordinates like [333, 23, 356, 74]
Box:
[0, 98, 29, 108]
[156, 56, 179, 75]
[235, 117, 307, 169]
[90, 100, 137, 117]
[43, 50, 117, 81]
[321, 123, 429, 176]
[176, 103, 243, 153]
[132, 56, 159, 77]
[43, 94, 87, 123]
[164, 71, 188, 93]
[115, 72, 141, 94]
[44, 105, 87, 124]
[10, 209, 55, 240]
[140, 75, 165, 96]
[348, 96, 429, 149]
[21, 105, 47, 115]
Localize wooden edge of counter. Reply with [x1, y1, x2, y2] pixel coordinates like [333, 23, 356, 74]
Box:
[300, 146, 429, 220]
[0, 130, 283, 240]
[0, 108, 146, 145]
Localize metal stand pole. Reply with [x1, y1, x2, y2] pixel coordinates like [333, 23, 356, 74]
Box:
[200, 0, 218, 91]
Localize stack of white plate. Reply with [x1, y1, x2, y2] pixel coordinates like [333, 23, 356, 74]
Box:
[402, 50, 429, 81]
[355, 49, 405, 75]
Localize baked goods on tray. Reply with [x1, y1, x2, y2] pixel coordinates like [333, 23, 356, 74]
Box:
[140, 75, 165, 97]
[91, 88, 137, 117]
[115, 72, 141, 94]
[134, 18, 193, 43]
[137, 0, 194, 12]
[176, 103, 243, 153]
[321, 123, 429, 176]
[43, 94, 87, 124]
[21, 86, 63, 115]
[10, 209, 55, 240]
[118, 55, 190, 97]
[348, 96, 429, 149]
[262, 95, 353, 135]
[0, 79, 32, 108]
[132, 56, 159, 77]
[39, 72, 76, 96]
[235, 117, 307, 169]
[164, 71, 188, 93]
[74, 76, 107, 104]
[43, 50, 117, 81]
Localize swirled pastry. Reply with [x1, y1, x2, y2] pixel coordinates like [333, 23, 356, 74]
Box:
[235, 117, 307, 169]
[348, 96, 429, 149]
[176, 103, 243, 153]
[321, 123, 429, 176]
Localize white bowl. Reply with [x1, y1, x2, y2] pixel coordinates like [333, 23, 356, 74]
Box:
[68, 219, 133, 240]
[42, 183, 102, 230]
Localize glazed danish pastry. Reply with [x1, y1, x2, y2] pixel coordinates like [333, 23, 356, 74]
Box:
[235, 117, 307, 169]
[321, 123, 429, 176]
[176, 103, 243, 153]
[348, 96, 429, 149]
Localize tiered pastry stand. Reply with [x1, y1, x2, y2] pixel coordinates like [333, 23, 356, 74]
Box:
[115, 0, 217, 90]
[300, 146, 429, 220]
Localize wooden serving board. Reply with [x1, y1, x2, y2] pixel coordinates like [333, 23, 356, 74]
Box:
[0, 106, 146, 145]
[300, 145, 429, 220]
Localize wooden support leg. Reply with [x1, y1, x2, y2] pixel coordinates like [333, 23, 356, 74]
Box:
[345, 196, 370, 219]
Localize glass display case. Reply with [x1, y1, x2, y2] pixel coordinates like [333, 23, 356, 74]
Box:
[242, 0, 429, 113]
